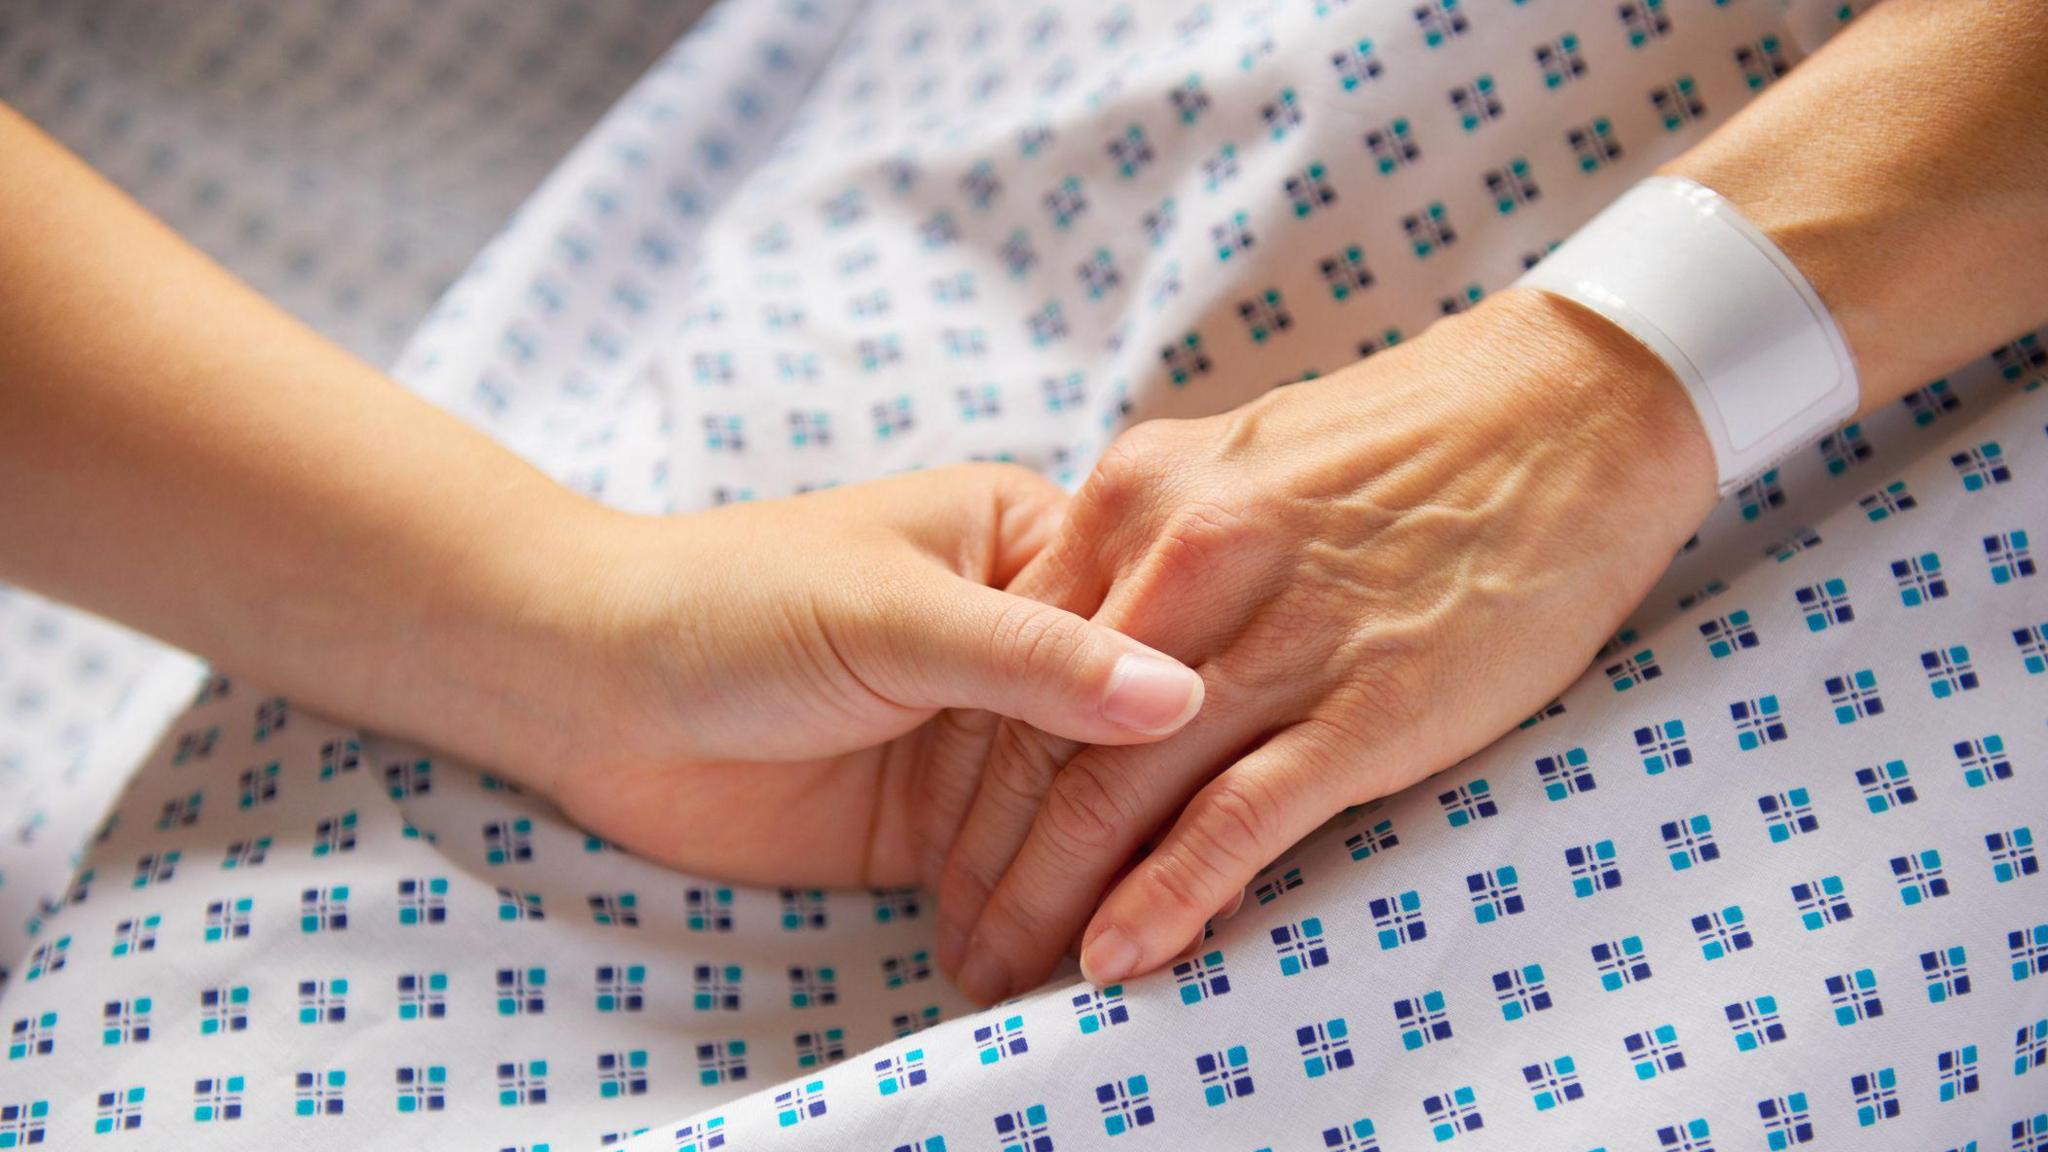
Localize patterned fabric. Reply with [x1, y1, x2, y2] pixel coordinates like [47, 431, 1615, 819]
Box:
[5, 0, 2045, 1149]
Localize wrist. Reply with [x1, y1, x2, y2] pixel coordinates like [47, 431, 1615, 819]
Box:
[362, 490, 654, 797]
[1454, 288, 1719, 540]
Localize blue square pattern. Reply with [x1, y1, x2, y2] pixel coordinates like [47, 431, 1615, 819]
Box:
[1369, 893, 1426, 950]
[1938, 1045, 1980, 1102]
[1920, 946, 1971, 1003]
[974, 1016, 1028, 1065]
[2014, 1018, 2047, 1077]
[1422, 1085, 1482, 1142]
[1825, 669, 1883, 723]
[1795, 578, 1854, 631]
[1730, 696, 1787, 751]
[1567, 840, 1622, 897]
[1521, 1057, 1582, 1111]
[1758, 789, 1819, 843]
[1860, 478, 1917, 520]
[1492, 965, 1551, 1022]
[1988, 826, 2039, 883]
[1778, 530, 1826, 563]
[1196, 1045, 1254, 1106]
[1699, 610, 1758, 659]
[2011, 923, 2048, 982]
[1625, 1023, 1685, 1079]
[193, 1074, 245, 1123]
[1095, 1075, 1154, 1136]
[695, 1040, 746, 1087]
[1534, 747, 1596, 800]
[1605, 649, 1661, 691]
[1826, 968, 1883, 1026]
[1892, 552, 1947, 606]
[1954, 735, 2013, 790]
[1792, 876, 1852, 930]
[95, 1086, 148, 1133]
[1920, 645, 1979, 698]
[1465, 867, 1523, 923]
[1272, 918, 1330, 975]
[1985, 529, 2035, 584]
[1321, 1117, 1380, 1152]
[1298, 1018, 1353, 1078]
[774, 1080, 826, 1127]
[1593, 936, 1651, 991]
[1661, 815, 1718, 871]
[1951, 441, 2010, 490]
[2018, 623, 2048, 676]
[1856, 760, 1917, 813]
[992, 1104, 1049, 1152]
[1851, 1067, 1898, 1127]
[1758, 1093, 1812, 1150]
[1344, 818, 1399, 861]
[1725, 996, 1785, 1051]
[1634, 720, 1692, 774]
[0, 1100, 51, 1147]
[1172, 950, 1231, 1005]
[296, 1070, 346, 1117]
[1889, 849, 1950, 905]
[1693, 906, 1753, 960]
[1437, 780, 1497, 827]
[1254, 868, 1303, 907]
[1395, 991, 1452, 1050]
[1073, 985, 1130, 1034]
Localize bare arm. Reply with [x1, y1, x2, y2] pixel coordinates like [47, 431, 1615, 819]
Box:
[0, 102, 610, 768]
[1666, 0, 2048, 412]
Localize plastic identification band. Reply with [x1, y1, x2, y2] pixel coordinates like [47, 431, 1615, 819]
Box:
[1514, 175, 1860, 496]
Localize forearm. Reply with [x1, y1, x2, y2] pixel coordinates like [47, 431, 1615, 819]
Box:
[0, 102, 620, 768]
[1663, 0, 2048, 412]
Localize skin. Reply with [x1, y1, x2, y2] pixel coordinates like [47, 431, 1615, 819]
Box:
[0, 103, 1207, 888]
[928, 0, 2048, 1003]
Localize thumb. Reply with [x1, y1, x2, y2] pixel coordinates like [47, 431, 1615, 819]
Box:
[896, 578, 1204, 745]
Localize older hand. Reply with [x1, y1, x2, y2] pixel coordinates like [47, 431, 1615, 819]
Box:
[927, 290, 1719, 1002]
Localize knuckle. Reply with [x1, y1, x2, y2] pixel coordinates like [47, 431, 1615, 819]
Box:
[1189, 774, 1278, 871]
[1138, 847, 1228, 920]
[984, 726, 1061, 811]
[1041, 757, 1132, 858]
[1328, 631, 1435, 736]
[1146, 496, 1257, 586]
[976, 887, 1055, 953]
[986, 598, 1082, 684]
[939, 853, 994, 912]
[1085, 420, 1181, 511]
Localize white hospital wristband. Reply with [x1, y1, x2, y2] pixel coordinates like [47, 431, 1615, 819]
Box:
[1515, 176, 1859, 496]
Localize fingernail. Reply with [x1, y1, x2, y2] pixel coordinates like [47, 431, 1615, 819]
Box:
[1101, 653, 1204, 735]
[956, 946, 1010, 1005]
[1080, 924, 1140, 986]
[935, 918, 967, 976]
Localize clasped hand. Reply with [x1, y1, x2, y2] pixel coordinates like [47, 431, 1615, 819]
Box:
[521, 291, 1713, 1006]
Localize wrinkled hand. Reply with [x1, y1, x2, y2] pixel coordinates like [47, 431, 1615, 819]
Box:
[927, 291, 1718, 1002]
[497, 463, 1202, 887]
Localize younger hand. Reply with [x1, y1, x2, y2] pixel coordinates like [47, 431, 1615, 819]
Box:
[488, 463, 1203, 887]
